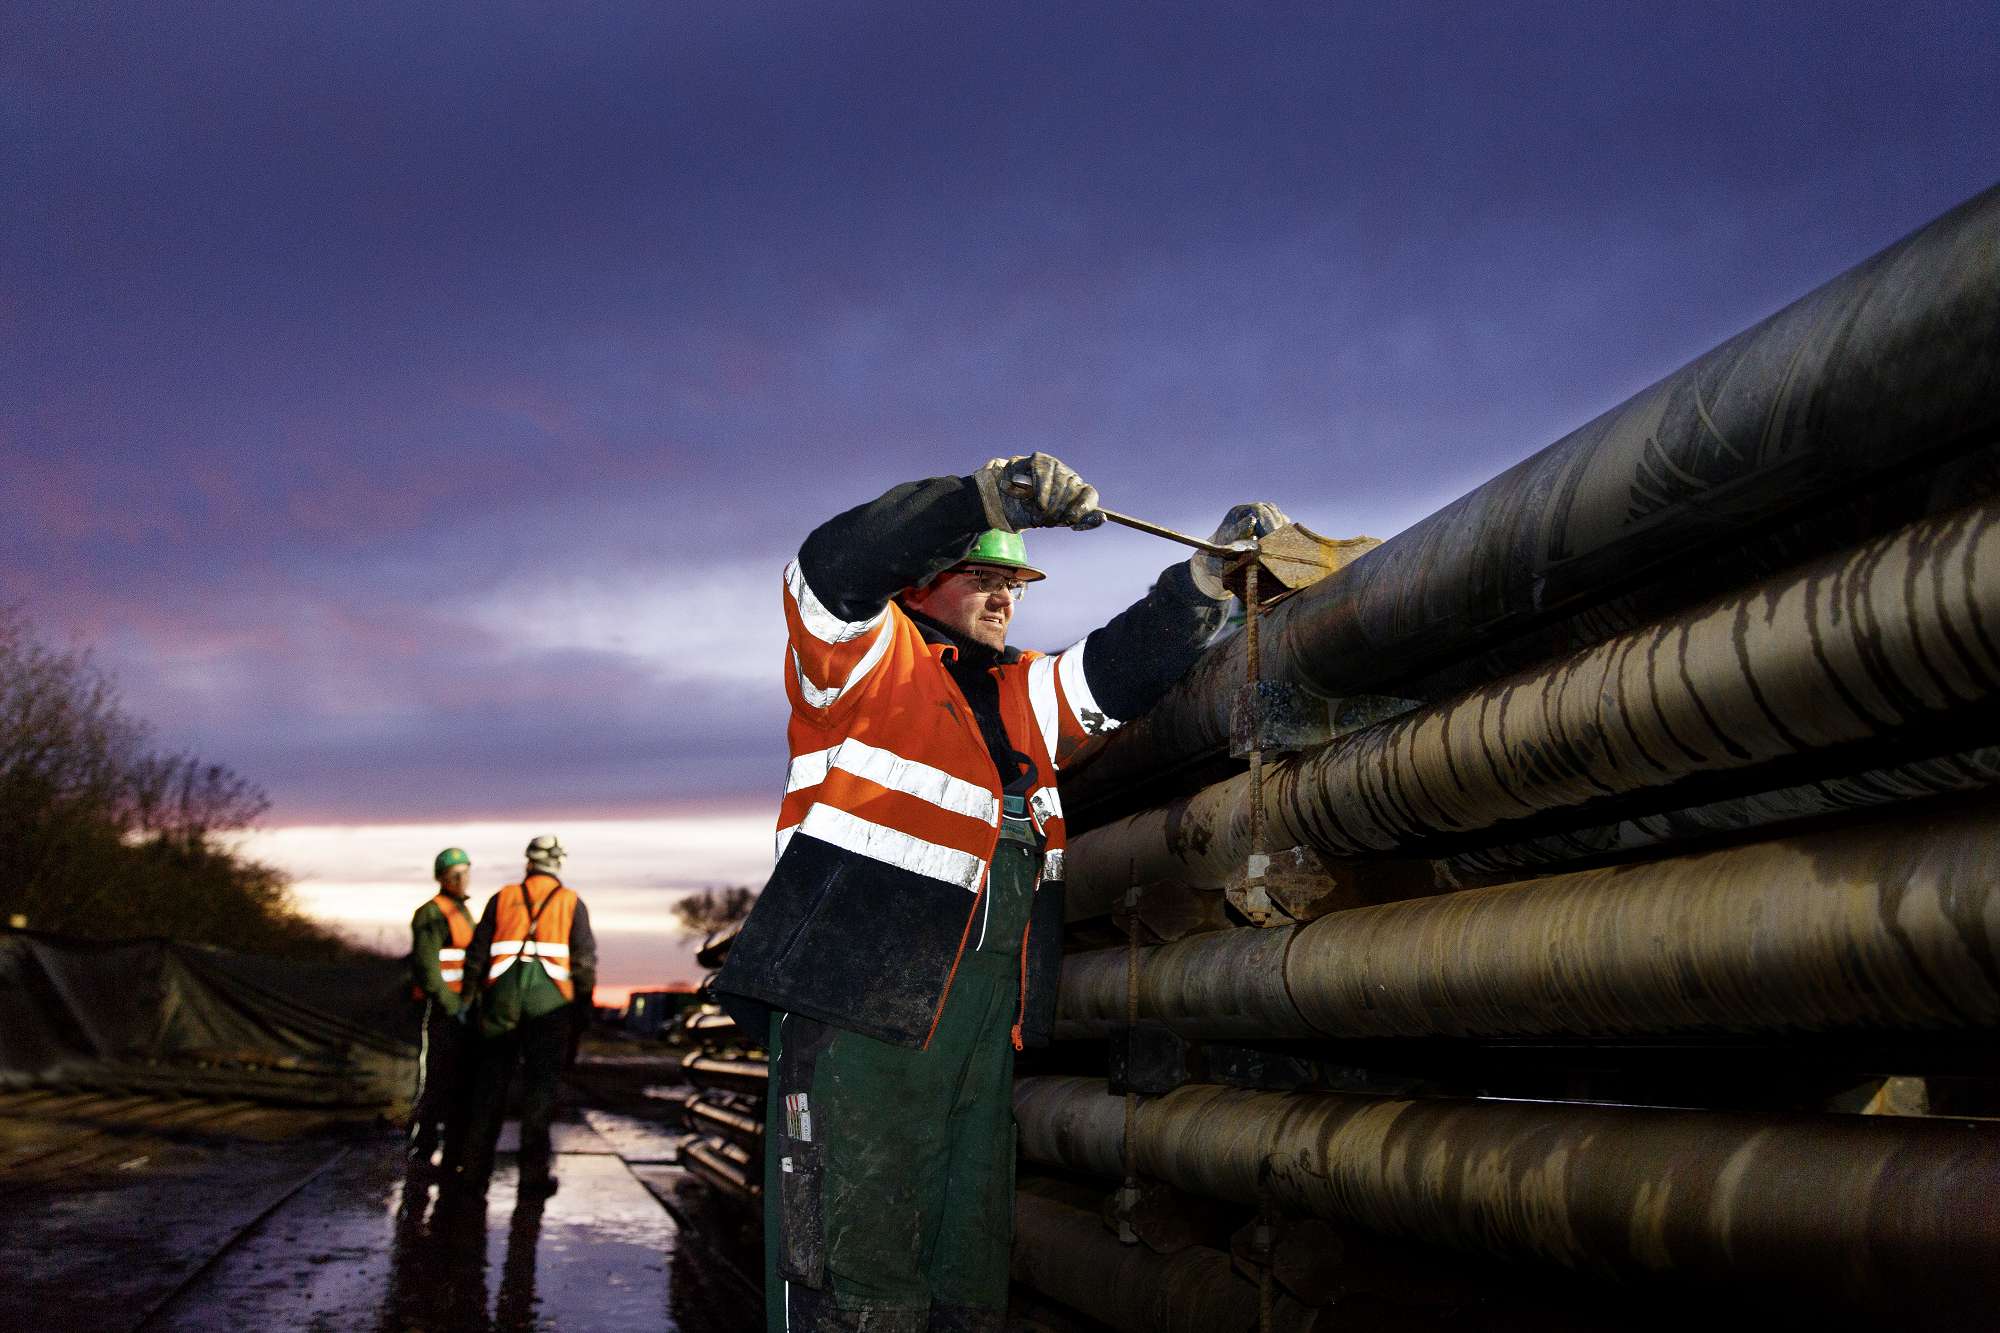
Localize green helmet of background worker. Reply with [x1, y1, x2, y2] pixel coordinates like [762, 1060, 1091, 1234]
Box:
[960, 529, 1045, 582]
[433, 847, 471, 880]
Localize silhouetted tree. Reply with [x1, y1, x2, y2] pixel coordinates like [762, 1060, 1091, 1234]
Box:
[0, 609, 359, 959]
[670, 885, 757, 939]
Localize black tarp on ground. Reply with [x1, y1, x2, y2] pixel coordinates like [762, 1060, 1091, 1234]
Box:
[0, 928, 417, 1107]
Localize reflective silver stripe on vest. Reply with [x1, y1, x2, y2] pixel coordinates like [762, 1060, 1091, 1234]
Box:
[1026, 653, 1063, 764]
[1027, 638, 1118, 769]
[786, 739, 1001, 824]
[789, 805, 988, 892]
[1056, 636, 1119, 735]
[491, 940, 569, 958]
[792, 632, 894, 710]
[785, 560, 889, 645]
[488, 937, 569, 983]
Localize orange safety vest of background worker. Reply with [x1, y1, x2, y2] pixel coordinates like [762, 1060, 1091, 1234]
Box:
[484, 876, 579, 1002]
[411, 891, 475, 1000]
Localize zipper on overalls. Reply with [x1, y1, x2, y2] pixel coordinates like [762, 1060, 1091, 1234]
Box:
[1009, 912, 1031, 1051]
[920, 644, 1010, 1052]
[1009, 788, 1049, 1052]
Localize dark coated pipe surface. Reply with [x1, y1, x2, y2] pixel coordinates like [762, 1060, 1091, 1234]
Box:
[1012, 1194, 1322, 1333]
[1014, 1076, 2000, 1317]
[1440, 743, 2000, 882]
[1058, 799, 2000, 1041]
[686, 1096, 764, 1146]
[682, 1136, 759, 1199]
[1067, 496, 2000, 915]
[1067, 183, 2000, 819]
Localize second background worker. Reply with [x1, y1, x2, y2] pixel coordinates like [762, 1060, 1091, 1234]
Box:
[447, 833, 597, 1198]
[407, 845, 476, 1174]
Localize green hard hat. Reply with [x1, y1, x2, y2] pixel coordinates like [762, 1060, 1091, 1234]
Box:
[961, 529, 1046, 582]
[433, 847, 471, 878]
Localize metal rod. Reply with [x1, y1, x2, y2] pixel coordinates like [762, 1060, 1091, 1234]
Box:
[1003, 469, 1250, 556]
[1244, 561, 1263, 868]
[1062, 182, 2000, 819]
[1054, 797, 2000, 1042]
[1014, 1075, 2000, 1318]
[1099, 507, 1252, 558]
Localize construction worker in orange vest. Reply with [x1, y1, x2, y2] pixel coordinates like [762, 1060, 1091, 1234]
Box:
[717, 454, 1282, 1332]
[407, 846, 477, 1173]
[448, 834, 597, 1197]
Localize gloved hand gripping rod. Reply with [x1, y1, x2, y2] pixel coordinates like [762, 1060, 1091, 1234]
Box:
[1004, 469, 1255, 558]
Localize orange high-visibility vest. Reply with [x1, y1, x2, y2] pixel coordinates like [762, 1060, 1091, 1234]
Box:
[486, 875, 579, 1002]
[776, 559, 1119, 1044]
[414, 893, 475, 1000]
[778, 559, 1116, 891]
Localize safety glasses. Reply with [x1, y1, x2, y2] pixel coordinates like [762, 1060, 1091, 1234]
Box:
[953, 569, 1028, 601]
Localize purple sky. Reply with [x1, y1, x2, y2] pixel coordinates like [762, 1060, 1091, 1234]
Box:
[8, 1, 1999, 832]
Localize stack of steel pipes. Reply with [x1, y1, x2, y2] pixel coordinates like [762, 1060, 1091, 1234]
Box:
[673, 926, 766, 1208]
[676, 1009, 765, 1203]
[1015, 181, 2000, 1331]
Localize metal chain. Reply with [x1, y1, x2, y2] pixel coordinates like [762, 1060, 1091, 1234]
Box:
[1245, 560, 1264, 866]
[1256, 1162, 1277, 1333]
[1247, 563, 1276, 1331]
[1122, 906, 1139, 1218]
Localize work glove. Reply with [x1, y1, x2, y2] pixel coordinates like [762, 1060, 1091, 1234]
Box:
[1190, 501, 1289, 599]
[973, 452, 1105, 532]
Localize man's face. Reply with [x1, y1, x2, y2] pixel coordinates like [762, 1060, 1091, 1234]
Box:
[438, 866, 470, 899]
[904, 564, 1023, 651]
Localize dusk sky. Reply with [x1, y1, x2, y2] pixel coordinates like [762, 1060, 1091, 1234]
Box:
[8, 2, 1997, 987]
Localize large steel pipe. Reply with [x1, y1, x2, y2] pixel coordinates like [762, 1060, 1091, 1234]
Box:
[1441, 742, 2000, 882]
[1068, 496, 2000, 918]
[680, 1052, 770, 1097]
[1067, 184, 2000, 817]
[685, 1095, 764, 1149]
[1011, 1193, 1323, 1333]
[1014, 1076, 2000, 1316]
[1059, 799, 2000, 1041]
[682, 1135, 759, 1201]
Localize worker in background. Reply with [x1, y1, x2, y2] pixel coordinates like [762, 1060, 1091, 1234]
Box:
[717, 454, 1282, 1333]
[447, 834, 597, 1197]
[407, 846, 476, 1174]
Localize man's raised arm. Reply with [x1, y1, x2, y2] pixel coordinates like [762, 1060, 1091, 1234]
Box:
[797, 453, 1103, 620]
[796, 476, 991, 622]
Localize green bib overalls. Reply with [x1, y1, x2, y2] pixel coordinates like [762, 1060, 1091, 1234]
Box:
[764, 806, 1042, 1333]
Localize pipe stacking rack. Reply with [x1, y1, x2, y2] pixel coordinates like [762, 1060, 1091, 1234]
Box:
[1009, 181, 2000, 1332]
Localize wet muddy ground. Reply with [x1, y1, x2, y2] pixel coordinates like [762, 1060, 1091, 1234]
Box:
[3, 1089, 758, 1332]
